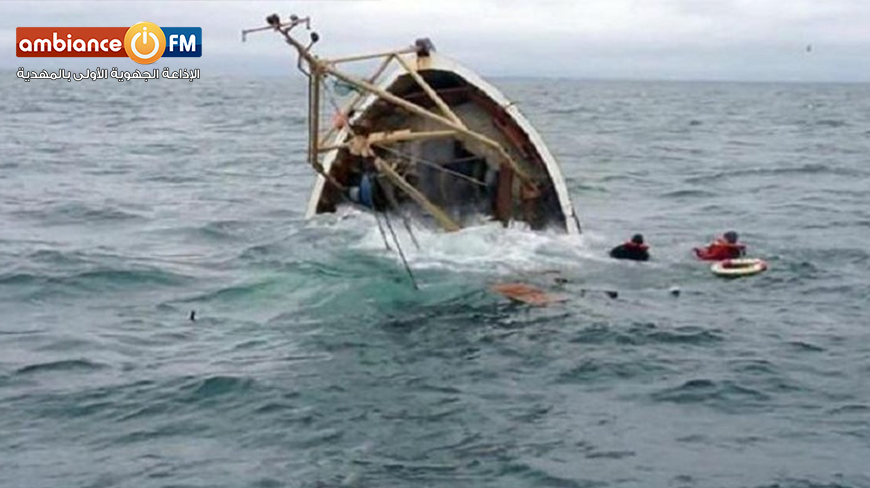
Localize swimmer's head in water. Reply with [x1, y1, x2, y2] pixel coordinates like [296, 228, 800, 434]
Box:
[631, 234, 644, 245]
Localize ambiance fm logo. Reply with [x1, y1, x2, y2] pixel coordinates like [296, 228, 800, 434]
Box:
[17, 22, 201, 64]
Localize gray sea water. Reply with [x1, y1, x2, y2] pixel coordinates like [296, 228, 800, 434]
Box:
[1, 74, 869, 488]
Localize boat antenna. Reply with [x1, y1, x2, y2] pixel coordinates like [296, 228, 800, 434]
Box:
[241, 13, 316, 77]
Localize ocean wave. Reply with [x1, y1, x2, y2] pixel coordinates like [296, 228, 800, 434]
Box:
[25, 249, 92, 267]
[809, 119, 849, 128]
[139, 173, 202, 184]
[749, 478, 866, 488]
[0, 272, 41, 286]
[568, 323, 723, 347]
[498, 459, 604, 488]
[827, 404, 870, 415]
[109, 375, 261, 423]
[68, 268, 190, 287]
[184, 375, 256, 400]
[2, 102, 49, 114]
[548, 105, 595, 115]
[12, 202, 144, 225]
[15, 358, 106, 375]
[787, 341, 826, 353]
[176, 277, 282, 304]
[642, 327, 725, 345]
[651, 378, 770, 407]
[0, 267, 190, 292]
[799, 220, 870, 232]
[557, 357, 668, 383]
[660, 189, 720, 199]
[728, 359, 779, 375]
[237, 243, 287, 262]
[684, 163, 864, 184]
[193, 220, 253, 240]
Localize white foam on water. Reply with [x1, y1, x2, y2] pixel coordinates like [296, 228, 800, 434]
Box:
[331, 209, 611, 276]
[306, 208, 677, 281]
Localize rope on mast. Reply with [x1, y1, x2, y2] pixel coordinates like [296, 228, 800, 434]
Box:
[382, 209, 419, 290]
[400, 213, 421, 250]
[372, 210, 392, 252]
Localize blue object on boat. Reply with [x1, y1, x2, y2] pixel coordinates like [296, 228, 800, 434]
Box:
[359, 174, 375, 208]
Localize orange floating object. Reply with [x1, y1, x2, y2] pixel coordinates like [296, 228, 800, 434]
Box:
[491, 283, 563, 306]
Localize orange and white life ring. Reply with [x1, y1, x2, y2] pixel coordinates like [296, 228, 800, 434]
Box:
[711, 258, 768, 278]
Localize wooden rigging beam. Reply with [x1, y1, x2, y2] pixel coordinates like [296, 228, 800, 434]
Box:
[317, 54, 396, 147]
[297, 65, 344, 190]
[374, 157, 461, 232]
[309, 71, 320, 169]
[324, 66, 531, 181]
[318, 130, 456, 154]
[368, 129, 457, 145]
[393, 54, 466, 128]
[324, 47, 416, 65]
[317, 141, 349, 153]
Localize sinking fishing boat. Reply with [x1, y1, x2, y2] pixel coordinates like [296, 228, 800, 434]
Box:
[244, 14, 581, 235]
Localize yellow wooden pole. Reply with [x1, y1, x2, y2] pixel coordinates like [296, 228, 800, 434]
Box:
[319, 63, 532, 181]
[374, 157, 461, 232]
[324, 47, 415, 65]
[318, 54, 396, 146]
[393, 54, 466, 128]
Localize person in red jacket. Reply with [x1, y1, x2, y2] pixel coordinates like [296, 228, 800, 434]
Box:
[694, 231, 745, 261]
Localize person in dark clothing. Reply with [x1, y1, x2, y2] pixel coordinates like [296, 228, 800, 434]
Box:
[609, 234, 650, 261]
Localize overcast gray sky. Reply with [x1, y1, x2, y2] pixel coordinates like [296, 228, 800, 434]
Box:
[3, 0, 869, 81]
